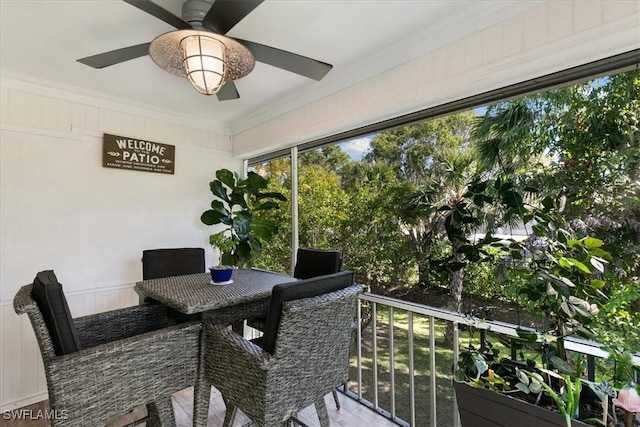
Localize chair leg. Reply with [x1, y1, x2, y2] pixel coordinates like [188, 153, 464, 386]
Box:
[193, 331, 211, 427]
[146, 395, 176, 427]
[315, 397, 330, 427]
[146, 403, 160, 427]
[193, 382, 212, 427]
[222, 403, 238, 427]
[332, 389, 341, 409]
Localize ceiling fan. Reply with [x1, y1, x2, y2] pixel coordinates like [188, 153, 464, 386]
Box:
[77, 0, 333, 100]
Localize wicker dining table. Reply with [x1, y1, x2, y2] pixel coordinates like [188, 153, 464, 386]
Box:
[134, 267, 296, 427]
[134, 267, 296, 322]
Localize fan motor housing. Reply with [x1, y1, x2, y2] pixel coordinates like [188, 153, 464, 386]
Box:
[182, 0, 214, 28]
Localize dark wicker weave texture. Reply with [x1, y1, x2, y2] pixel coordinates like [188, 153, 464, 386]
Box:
[134, 269, 295, 315]
[13, 285, 201, 427]
[196, 285, 363, 427]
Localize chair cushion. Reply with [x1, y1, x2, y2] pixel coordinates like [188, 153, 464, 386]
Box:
[247, 248, 343, 333]
[142, 247, 205, 280]
[261, 270, 354, 355]
[31, 270, 81, 355]
[293, 248, 342, 279]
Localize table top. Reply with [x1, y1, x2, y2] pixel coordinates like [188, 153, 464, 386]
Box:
[134, 268, 295, 314]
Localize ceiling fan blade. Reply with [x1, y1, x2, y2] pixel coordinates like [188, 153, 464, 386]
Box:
[217, 82, 240, 101]
[77, 43, 151, 69]
[235, 39, 332, 81]
[202, 0, 264, 34]
[122, 0, 192, 29]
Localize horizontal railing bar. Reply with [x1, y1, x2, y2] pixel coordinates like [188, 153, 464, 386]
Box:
[562, 334, 611, 359]
[361, 293, 533, 337]
[359, 293, 640, 364]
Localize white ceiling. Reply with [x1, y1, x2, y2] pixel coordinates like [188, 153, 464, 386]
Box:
[0, 0, 536, 134]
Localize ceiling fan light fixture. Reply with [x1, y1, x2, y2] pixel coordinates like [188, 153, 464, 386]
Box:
[149, 30, 255, 96]
[181, 34, 226, 95]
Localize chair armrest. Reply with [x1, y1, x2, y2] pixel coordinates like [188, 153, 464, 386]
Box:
[51, 320, 201, 371]
[204, 323, 271, 399]
[46, 321, 201, 413]
[13, 285, 33, 314]
[207, 323, 269, 362]
[74, 303, 170, 348]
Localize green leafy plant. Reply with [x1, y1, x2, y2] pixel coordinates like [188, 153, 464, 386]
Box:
[516, 367, 583, 427]
[508, 196, 610, 356]
[453, 180, 640, 426]
[456, 341, 511, 392]
[455, 181, 611, 361]
[200, 169, 286, 267]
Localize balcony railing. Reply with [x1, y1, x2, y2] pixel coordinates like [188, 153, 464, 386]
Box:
[342, 292, 640, 427]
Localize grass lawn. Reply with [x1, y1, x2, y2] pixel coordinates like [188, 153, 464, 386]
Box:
[348, 305, 534, 426]
[347, 303, 620, 426]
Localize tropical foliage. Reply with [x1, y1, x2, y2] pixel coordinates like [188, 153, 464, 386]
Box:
[250, 68, 640, 350]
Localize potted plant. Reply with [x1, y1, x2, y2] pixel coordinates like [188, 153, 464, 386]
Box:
[452, 182, 640, 427]
[200, 169, 286, 277]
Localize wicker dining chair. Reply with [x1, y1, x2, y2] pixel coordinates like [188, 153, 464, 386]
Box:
[142, 247, 206, 281]
[195, 271, 362, 427]
[292, 247, 343, 279]
[245, 248, 344, 409]
[247, 247, 342, 332]
[13, 270, 201, 427]
[140, 248, 206, 323]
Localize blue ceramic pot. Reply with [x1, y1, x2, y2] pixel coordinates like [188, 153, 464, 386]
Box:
[209, 266, 233, 283]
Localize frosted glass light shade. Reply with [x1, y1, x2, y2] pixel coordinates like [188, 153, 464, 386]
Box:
[149, 30, 255, 96]
[181, 35, 225, 95]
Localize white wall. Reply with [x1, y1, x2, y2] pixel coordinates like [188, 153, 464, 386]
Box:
[0, 85, 241, 410]
[2, 0, 639, 412]
[232, 0, 640, 157]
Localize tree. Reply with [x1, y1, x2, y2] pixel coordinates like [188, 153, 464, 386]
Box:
[300, 145, 351, 172]
[407, 145, 483, 314]
[366, 112, 480, 289]
[252, 156, 350, 273]
[254, 148, 415, 292]
[474, 72, 640, 256]
[339, 161, 415, 293]
[366, 114, 474, 185]
[298, 165, 349, 248]
[251, 159, 293, 273]
[473, 69, 640, 346]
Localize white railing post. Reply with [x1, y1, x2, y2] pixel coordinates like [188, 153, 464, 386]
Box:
[357, 299, 363, 399]
[408, 312, 415, 426]
[346, 292, 635, 427]
[453, 322, 461, 427]
[389, 307, 396, 419]
[429, 316, 437, 427]
[372, 302, 379, 409]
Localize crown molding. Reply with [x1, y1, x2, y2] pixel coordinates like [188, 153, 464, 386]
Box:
[0, 71, 231, 136]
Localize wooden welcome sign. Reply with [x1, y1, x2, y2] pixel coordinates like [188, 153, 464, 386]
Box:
[103, 134, 175, 174]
